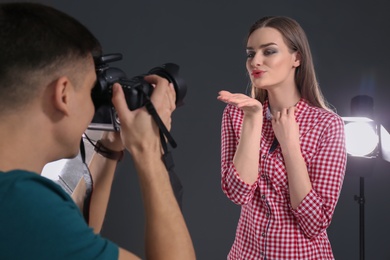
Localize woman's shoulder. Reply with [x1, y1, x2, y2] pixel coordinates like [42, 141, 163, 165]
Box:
[303, 100, 344, 128]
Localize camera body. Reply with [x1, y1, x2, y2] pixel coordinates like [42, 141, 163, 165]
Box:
[89, 53, 187, 131]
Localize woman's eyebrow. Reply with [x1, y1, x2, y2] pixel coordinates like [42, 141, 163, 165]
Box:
[246, 42, 277, 51]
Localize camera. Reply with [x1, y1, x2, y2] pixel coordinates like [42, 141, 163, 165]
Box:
[88, 53, 187, 131]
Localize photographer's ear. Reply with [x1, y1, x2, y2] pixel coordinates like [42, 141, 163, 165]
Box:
[52, 76, 72, 116]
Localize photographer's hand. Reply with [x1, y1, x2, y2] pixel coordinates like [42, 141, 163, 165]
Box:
[112, 75, 175, 153]
[111, 77, 195, 260]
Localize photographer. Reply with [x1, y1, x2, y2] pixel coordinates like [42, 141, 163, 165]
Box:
[0, 2, 195, 260]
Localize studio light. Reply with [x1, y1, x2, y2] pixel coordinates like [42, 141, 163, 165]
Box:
[342, 95, 390, 260]
[343, 117, 379, 158]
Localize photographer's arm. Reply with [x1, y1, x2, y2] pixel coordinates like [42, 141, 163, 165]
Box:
[112, 78, 195, 260]
[87, 133, 123, 233]
[70, 132, 123, 234]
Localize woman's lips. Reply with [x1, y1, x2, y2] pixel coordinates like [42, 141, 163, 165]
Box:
[251, 70, 265, 78]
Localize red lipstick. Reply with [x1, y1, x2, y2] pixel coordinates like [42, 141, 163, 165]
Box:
[251, 70, 264, 78]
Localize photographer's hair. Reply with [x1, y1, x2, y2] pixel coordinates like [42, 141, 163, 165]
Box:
[0, 3, 102, 114]
[247, 16, 331, 110]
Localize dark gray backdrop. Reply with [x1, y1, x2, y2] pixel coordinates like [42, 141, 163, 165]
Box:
[8, 0, 390, 259]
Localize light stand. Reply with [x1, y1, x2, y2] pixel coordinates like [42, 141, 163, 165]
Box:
[343, 95, 378, 260]
[343, 113, 390, 260]
[354, 176, 365, 260]
[345, 156, 375, 260]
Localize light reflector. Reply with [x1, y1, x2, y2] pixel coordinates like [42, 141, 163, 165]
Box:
[342, 117, 379, 157]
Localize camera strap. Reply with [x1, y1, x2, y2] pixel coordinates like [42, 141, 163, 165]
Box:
[79, 138, 94, 223]
[142, 93, 183, 209]
[143, 100, 177, 149]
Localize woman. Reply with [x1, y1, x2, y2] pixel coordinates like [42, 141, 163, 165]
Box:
[218, 16, 346, 260]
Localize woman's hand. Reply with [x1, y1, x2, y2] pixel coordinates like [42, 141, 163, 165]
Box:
[271, 106, 300, 151]
[218, 90, 263, 117]
[218, 90, 263, 185]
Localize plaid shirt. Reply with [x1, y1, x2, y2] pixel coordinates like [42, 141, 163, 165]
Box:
[221, 98, 346, 260]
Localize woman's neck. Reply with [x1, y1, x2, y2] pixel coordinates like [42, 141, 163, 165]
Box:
[267, 86, 301, 115]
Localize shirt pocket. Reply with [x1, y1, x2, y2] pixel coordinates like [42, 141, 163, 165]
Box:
[269, 147, 315, 200]
[268, 150, 289, 201]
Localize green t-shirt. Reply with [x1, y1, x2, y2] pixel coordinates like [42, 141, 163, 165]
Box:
[0, 170, 119, 260]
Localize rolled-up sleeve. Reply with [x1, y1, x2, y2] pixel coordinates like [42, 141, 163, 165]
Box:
[221, 105, 258, 205]
[291, 115, 347, 239]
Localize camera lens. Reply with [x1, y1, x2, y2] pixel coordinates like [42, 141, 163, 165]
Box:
[148, 63, 187, 107]
[90, 53, 187, 130]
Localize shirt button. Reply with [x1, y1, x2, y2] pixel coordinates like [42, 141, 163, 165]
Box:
[262, 155, 266, 159]
[261, 174, 266, 178]
[262, 232, 266, 237]
[261, 195, 266, 199]
[266, 213, 270, 218]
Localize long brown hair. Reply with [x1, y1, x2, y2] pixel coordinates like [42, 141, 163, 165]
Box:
[247, 16, 331, 110]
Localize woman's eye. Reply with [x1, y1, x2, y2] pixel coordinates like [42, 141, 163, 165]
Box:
[264, 49, 277, 56]
[246, 52, 255, 58]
